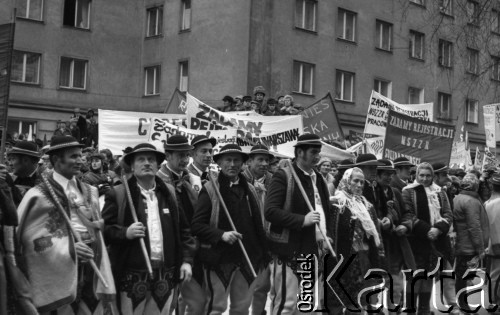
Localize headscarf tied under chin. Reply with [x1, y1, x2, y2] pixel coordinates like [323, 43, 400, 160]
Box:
[335, 167, 381, 247]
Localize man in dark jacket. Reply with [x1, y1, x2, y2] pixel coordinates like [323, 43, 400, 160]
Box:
[7, 140, 43, 199]
[102, 143, 196, 314]
[192, 144, 268, 315]
[390, 157, 414, 194]
[265, 134, 333, 314]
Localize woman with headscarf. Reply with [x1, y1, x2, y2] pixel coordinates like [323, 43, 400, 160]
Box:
[317, 157, 335, 195]
[402, 162, 453, 315]
[453, 173, 489, 312]
[327, 167, 384, 314]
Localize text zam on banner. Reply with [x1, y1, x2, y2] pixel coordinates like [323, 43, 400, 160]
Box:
[297, 254, 498, 313]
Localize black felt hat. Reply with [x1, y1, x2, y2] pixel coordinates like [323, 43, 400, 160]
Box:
[377, 159, 396, 172]
[490, 173, 500, 186]
[338, 158, 355, 170]
[393, 157, 415, 167]
[213, 144, 248, 162]
[432, 162, 449, 174]
[123, 143, 166, 166]
[191, 135, 217, 148]
[164, 135, 194, 152]
[7, 140, 40, 158]
[294, 134, 322, 147]
[249, 144, 274, 160]
[355, 154, 383, 166]
[46, 136, 84, 153]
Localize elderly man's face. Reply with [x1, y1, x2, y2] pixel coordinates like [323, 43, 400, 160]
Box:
[217, 153, 243, 180]
[132, 152, 158, 180]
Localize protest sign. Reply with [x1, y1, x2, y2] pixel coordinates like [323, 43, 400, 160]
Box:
[299, 93, 345, 145]
[365, 137, 385, 159]
[474, 147, 483, 171]
[383, 110, 455, 165]
[364, 91, 434, 136]
[449, 141, 467, 168]
[482, 148, 497, 171]
[483, 104, 497, 148]
[185, 92, 303, 157]
[348, 130, 378, 145]
[99, 109, 186, 155]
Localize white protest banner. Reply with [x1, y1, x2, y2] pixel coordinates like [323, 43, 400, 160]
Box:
[482, 147, 497, 171]
[365, 137, 385, 159]
[98, 109, 186, 155]
[474, 147, 483, 171]
[185, 92, 303, 157]
[449, 141, 467, 168]
[365, 91, 434, 136]
[484, 104, 497, 149]
[465, 148, 473, 170]
[148, 118, 237, 154]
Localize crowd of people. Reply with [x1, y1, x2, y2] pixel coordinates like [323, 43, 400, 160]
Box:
[0, 131, 499, 315]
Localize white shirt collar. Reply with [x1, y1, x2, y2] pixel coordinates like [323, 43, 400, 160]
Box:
[191, 163, 206, 176]
[53, 171, 75, 191]
[230, 178, 240, 187]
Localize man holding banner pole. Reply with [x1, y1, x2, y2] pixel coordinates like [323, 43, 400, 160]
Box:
[191, 144, 268, 315]
[187, 135, 218, 192]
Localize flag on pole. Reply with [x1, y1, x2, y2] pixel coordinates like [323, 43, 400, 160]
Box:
[164, 88, 187, 114]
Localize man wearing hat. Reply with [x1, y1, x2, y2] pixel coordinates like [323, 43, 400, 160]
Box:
[102, 142, 196, 315]
[187, 135, 217, 192]
[333, 158, 354, 187]
[242, 144, 274, 315]
[265, 134, 333, 314]
[82, 152, 117, 196]
[16, 136, 115, 314]
[374, 159, 415, 314]
[191, 144, 268, 315]
[479, 166, 497, 202]
[234, 95, 244, 111]
[391, 157, 415, 194]
[157, 135, 205, 315]
[485, 173, 500, 309]
[355, 153, 384, 213]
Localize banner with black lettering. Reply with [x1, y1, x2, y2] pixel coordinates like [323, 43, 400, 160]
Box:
[482, 147, 497, 171]
[185, 92, 303, 157]
[98, 109, 186, 155]
[483, 104, 497, 148]
[299, 93, 345, 146]
[449, 141, 467, 168]
[365, 91, 434, 137]
[383, 110, 455, 165]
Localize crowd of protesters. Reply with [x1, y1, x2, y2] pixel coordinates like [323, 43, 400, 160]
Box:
[0, 103, 500, 314]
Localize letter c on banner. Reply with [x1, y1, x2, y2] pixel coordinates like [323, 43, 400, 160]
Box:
[138, 118, 148, 135]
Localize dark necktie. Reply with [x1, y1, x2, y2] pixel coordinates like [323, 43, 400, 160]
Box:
[201, 171, 209, 181]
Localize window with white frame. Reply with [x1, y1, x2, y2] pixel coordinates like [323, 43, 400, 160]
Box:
[408, 86, 424, 104]
[59, 57, 87, 89]
[337, 8, 356, 42]
[374, 79, 392, 98]
[147, 6, 163, 37]
[438, 92, 451, 119]
[439, 0, 453, 15]
[63, 0, 91, 29]
[492, 56, 500, 81]
[295, 0, 317, 32]
[467, 48, 479, 74]
[16, 0, 43, 21]
[336, 70, 354, 102]
[466, 99, 478, 123]
[293, 61, 314, 95]
[492, 9, 500, 33]
[467, 0, 479, 25]
[11, 51, 40, 84]
[179, 61, 189, 92]
[144, 66, 160, 95]
[180, 0, 191, 31]
[376, 20, 392, 51]
[438, 39, 452, 67]
[410, 30, 425, 60]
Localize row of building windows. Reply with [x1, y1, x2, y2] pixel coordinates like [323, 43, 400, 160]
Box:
[16, 0, 192, 34]
[11, 51, 190, 95]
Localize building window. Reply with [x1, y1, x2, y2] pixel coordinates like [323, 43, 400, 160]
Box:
[492, 9, 500, 33]
[467, 48, 479, 74]
[408, 86, 424, 104]
[59, 57, 87, 89]
[63, 0, 91, 29]
[11, 51, 40, 84]
[466, 99, 478, 123]
[146, 6, 163, 37]
[467, 0, 479, 25]
[337, 9, 356, 42]
[16, 0, 43, 21]
[144, 66, 160, 95]
[438, 92, 451, 119]
[492, 56, 500, 81]
[179, 61, 189, 92]
[295, 0, 317, 32]
[438, 39, 452, 67]
[180, 0, 191, 31]
[410, 0, 425, 6]
[376, 20, 392, 51]
[439, 0, 453, 15]
[374, 79, 392, 98]
[336, 70, 354, 102]
[409, 30, 425, 60]
[293, 61, 314, 95]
